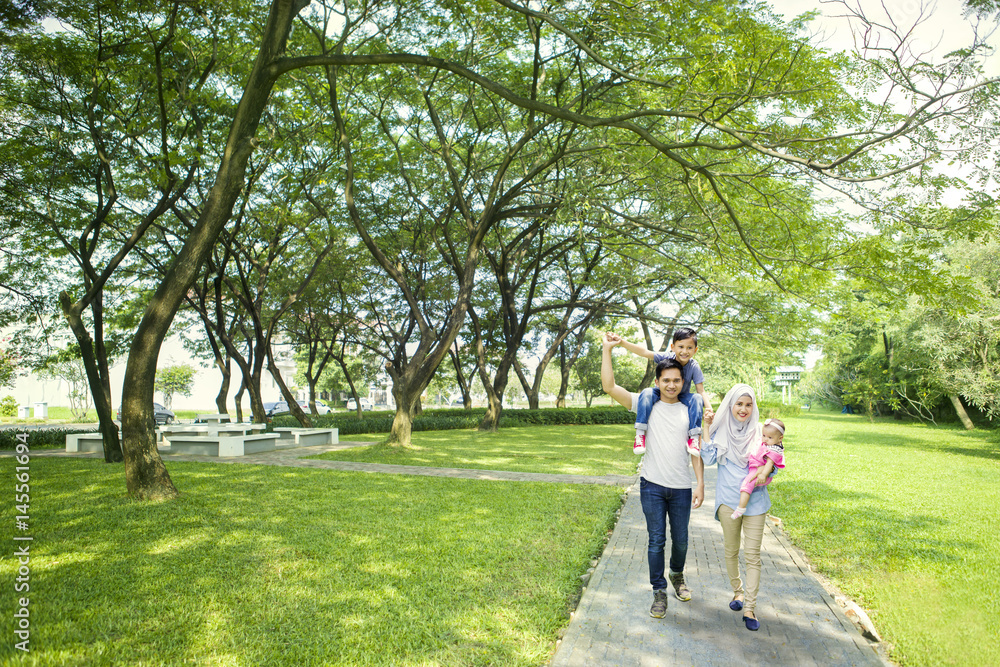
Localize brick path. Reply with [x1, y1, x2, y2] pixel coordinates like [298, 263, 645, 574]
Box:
[13, 442, 888, 666]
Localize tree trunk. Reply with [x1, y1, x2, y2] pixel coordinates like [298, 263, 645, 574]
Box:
[335, 356, 363, 418]
[234, 378, 246, 423]
[950, 394, 975, 430]
[555, 342, 568, 408]
[388, 382, 421, 446]
[449, 346, 474, 409]
[59, 291, 124, 463]
[473, 308, 507, 431]
[215, 356, 231, 415]
[389, 407, 413, 445]
[480, 390, 503, 432]
[267, 349, 312, 427]
[307, 380, 319, 415]
[514, 359, 540, 410]
[120, 0, 307, 499]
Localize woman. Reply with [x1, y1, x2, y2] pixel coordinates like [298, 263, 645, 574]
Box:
[701, 383, 776, 631]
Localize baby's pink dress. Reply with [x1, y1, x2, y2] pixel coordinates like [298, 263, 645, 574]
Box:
[739, 443, 786, 496]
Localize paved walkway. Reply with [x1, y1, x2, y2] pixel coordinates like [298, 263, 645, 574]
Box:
[18, 443, 637, 486]
[17, 442, 888, 666]
[552, 466, 889, 667]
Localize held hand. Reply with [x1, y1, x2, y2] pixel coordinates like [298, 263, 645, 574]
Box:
[692, 485, 704, 509]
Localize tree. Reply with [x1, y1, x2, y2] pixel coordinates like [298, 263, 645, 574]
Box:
[155, 365, 196, 411]
[804, 226, 1000, 426]
[574, 330, 610, 408]
[39, 354, 92, 421]
[10, 0, 997, 498]
[0, 345, 16, 389]
[0, 3, 208, 461]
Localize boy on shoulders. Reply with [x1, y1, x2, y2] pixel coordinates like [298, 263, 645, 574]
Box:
[607, 328, 715, 456]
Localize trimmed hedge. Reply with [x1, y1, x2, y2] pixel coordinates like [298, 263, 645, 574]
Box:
[271, 406, 635, 435]
[273, 402, 804, 435]
[0, 427, 97, 450]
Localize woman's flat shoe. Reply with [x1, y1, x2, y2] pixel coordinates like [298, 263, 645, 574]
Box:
[729, 596, 743, 611]
[743, 615, 760, 631]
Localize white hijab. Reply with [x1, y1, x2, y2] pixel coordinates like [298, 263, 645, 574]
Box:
[708, 383, 760, 468]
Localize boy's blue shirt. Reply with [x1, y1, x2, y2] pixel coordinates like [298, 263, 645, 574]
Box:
[652, 351, 704, 396]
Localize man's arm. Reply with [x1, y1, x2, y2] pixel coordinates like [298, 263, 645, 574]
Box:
[601, 334, 633, 409]
[691, 453, 705, 508]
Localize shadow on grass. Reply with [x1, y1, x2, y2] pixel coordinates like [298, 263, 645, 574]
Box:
[774, 478, 978, 574]
[831, 429, 1000, 462]
[0, 458, 621, 666]
[309, 425, 638, 477]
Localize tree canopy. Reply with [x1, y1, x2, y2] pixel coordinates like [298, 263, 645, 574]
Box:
[2, 0, 998, 499]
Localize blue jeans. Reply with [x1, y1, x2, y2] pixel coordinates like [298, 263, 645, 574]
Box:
[635, 389, 703, 438]
[639, 478, 692, 590]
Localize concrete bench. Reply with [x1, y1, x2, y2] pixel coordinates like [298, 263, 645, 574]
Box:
[66, 433, 104, 453]
[160, 424, 265, 442]
[167, 433, 280, 457]
[273, 428, 339, 447]
[195, 413, 232, 424]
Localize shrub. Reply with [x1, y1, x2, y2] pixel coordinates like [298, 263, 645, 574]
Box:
[0, 427, 96, 450]
[0, 396, 17, 417]
[271, 406, 634, 434]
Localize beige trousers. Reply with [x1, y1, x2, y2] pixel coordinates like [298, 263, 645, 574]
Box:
[718, 505, 766, 613]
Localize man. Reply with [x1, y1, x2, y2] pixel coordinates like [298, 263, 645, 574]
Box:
[601, 332, 705, 618]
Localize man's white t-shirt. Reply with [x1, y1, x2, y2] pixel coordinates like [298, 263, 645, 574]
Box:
[630, 392, 692, 489]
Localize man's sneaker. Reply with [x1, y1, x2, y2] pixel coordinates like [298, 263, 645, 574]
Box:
[686, 437, 700, 456]
[633, 433, 646, 455]
[669, 572, 692, 602]
[649, 589, 668, 618]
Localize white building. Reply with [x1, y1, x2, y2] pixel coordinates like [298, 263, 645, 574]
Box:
[773, 366, 804, 405]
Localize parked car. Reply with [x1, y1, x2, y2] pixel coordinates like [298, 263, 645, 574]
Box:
[263, 401, 289, 417]
[116, 402, 175, 425]
[346, 398, 373, 411]
[265, 400, 331, 417]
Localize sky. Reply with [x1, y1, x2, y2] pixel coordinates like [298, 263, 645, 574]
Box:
[767, 0, 1000, 73]
[766, 1, 1000, 369]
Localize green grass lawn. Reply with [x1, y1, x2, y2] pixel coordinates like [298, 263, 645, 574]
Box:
[0, 457, 623, 666]
[772, 410, 1000, 667]
[311, 425, 640, 477]
[0, 405, 97, 424]
[4, 413, 994, 665]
